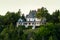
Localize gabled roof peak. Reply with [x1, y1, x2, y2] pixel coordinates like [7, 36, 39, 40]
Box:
[26, 10, 37, 18]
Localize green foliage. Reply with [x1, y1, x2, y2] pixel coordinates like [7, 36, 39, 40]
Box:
[36, 7, 51, 22]
[36, 7, 48, 18]
[27, 26, 32, 29]
[0, 8, 60, 40]
[21, 14, 26, 21]
[52, 10, 60, 23]
[1, 9, 21, 26]
[48, 35, 58, 40]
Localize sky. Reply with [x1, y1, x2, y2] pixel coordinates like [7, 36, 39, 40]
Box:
[0, 0, 60, 15]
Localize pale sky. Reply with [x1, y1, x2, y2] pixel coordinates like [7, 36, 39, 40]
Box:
[0, 0, 60, 15]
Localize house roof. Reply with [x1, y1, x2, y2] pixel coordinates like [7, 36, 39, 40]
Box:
[18, 18, 25, 22]
[26, 10, 37, 18]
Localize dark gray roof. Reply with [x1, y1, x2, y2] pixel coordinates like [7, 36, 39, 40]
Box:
[26, 10, 36, 18]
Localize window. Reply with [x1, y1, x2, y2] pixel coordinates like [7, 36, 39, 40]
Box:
[34, 19, 35, 21]
[29, 23, 31, 25]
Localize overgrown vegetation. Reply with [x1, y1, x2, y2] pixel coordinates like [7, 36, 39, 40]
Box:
[0, 7, 60, 40]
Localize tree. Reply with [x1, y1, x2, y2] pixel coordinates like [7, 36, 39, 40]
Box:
[36, 7, 51, 22]
[52, 10, 60, 23]
[17, 26, 24, 40]
[48, 35, 58, 40]
[0, 27, 9, 40]
[36, 7, 49, 18]
[4, 11, 16, 25]
[45, 23, 58, 40]
[16, 9, 21, 18]
[37, 26, 50, 40]
[3, 9, 21, 25]
[21, 14, 26, 21]
[54, 23, 60, 40]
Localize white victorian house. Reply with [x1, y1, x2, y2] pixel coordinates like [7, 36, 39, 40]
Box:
[16, 10, 46, 29]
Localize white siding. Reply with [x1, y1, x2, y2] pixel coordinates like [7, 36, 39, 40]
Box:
[26, 18, 35, 21]
[26, 18, 41, 21]
[35, 18, 41, 21]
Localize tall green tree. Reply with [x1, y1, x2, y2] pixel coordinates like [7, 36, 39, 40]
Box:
[16, 9, 21, 18]
[36, 7, 51, 22]
[21, 14, 26, 21]
[52, 10, 60, 23]
[36, 25, 50, 40]
[3, 9, 21, 25]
